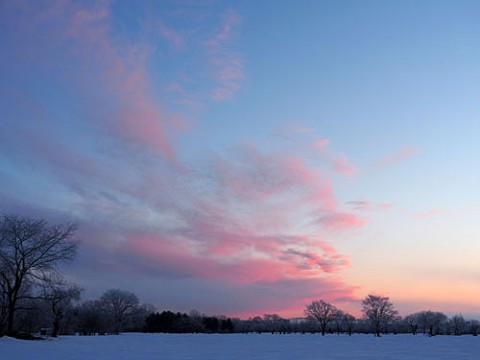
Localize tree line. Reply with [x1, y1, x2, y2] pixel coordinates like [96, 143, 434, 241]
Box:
[302, 298, 479, 337]
[1, 215, 479, 338]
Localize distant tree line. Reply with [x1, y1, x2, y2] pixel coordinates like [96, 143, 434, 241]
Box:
[2, 215, 480, 338]
[145, 310, 234, 333]
[300, 296, 480, 337]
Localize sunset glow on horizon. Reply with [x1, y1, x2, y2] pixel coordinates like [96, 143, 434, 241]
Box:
[1, 0, 480, 319]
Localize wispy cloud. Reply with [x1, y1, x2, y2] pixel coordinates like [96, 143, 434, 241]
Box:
[375, 147, 421, 169]
[157, 20, 185, 50]
[204, 10, 244, 101]
[67, 3, 178, 162]
[316, 212, 365, 231]
[311, 139, 358, 177]
[414, 209, 445, 219]
[347, 200, 393, 212]
[9, 133, 363, 312]
[314, 139, 330, 151]
[333, 154, 358, 176]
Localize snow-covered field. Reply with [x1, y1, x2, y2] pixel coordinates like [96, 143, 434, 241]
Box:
[1, 333, 480, 359]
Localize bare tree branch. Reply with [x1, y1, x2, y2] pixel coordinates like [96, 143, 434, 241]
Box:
[0, 215, 79, 336]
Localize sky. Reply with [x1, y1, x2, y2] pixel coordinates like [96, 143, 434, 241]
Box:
[1, 0, 480, 319]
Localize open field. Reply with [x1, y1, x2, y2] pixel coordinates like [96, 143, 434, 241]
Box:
[2, 333, 480, 360]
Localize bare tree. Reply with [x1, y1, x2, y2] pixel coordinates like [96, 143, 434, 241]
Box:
[469, 319, 479, 336]
[340, 312, 356, 336]
[332, 309, 344, 334]
[100, 289, 139, 334]
[361, 294, 399, 337]
[417, 310, 447, 336]
[125, 303, 156, 332]
[263, 314, 288, 334]
[0, 215, 78, 336]
[404, 313, 420, 335]
[40, 274, 82, 337]
[451, 314, 466, 336]
[304, 300, 339, 336]
[187, 309, 204, 332]
[76, 300, 107, 335]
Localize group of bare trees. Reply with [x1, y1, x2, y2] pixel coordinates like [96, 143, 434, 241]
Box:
[402, 311, 479, 336]
[304, 296, 479, 337]
[74, 289, 150, 335]
[0, 215, 147, 337]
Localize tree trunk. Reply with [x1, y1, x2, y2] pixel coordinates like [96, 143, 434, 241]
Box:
[6, 276, 22, 336]
[321, 323, 326, 336]
[6, 302, 15, 336]
[52, 318, 60, 337]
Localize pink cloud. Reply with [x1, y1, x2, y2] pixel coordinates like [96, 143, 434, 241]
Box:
[314, 139, 330, 151]
[316, 212, 365, 231]
[414, 209, 445, 219]
[2, 1, 180, 162]
[333, 154, 358, 176]
[283, 246, 349, 273]
[283, 156, 336, 210]
[76, 143, 364, 303]
[311, 139, 358, 177]
[347, 200, 393, 212]
[66, 4, 177, 161]
[214, 144, 337, 213]
[120, 231, 350, 287]
[375, 147, 421, 169]
[102, 144, 363, 290]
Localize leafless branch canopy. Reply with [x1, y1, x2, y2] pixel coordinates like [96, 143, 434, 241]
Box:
[0, 214, 78, 335]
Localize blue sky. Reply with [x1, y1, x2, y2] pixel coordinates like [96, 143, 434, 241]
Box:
[1, 0, 480, 318]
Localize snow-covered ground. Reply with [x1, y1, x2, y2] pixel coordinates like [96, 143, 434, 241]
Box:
[1, 333, 480, 359]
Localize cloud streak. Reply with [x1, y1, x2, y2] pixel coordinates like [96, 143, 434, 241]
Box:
[204, 10, 244, 101]
[375, 147, 421, 169]
[157, 20, 185, 50]
[414, 209, 445, 219]
[311, 138, 358, 177]
[347, 200, 393, 212]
